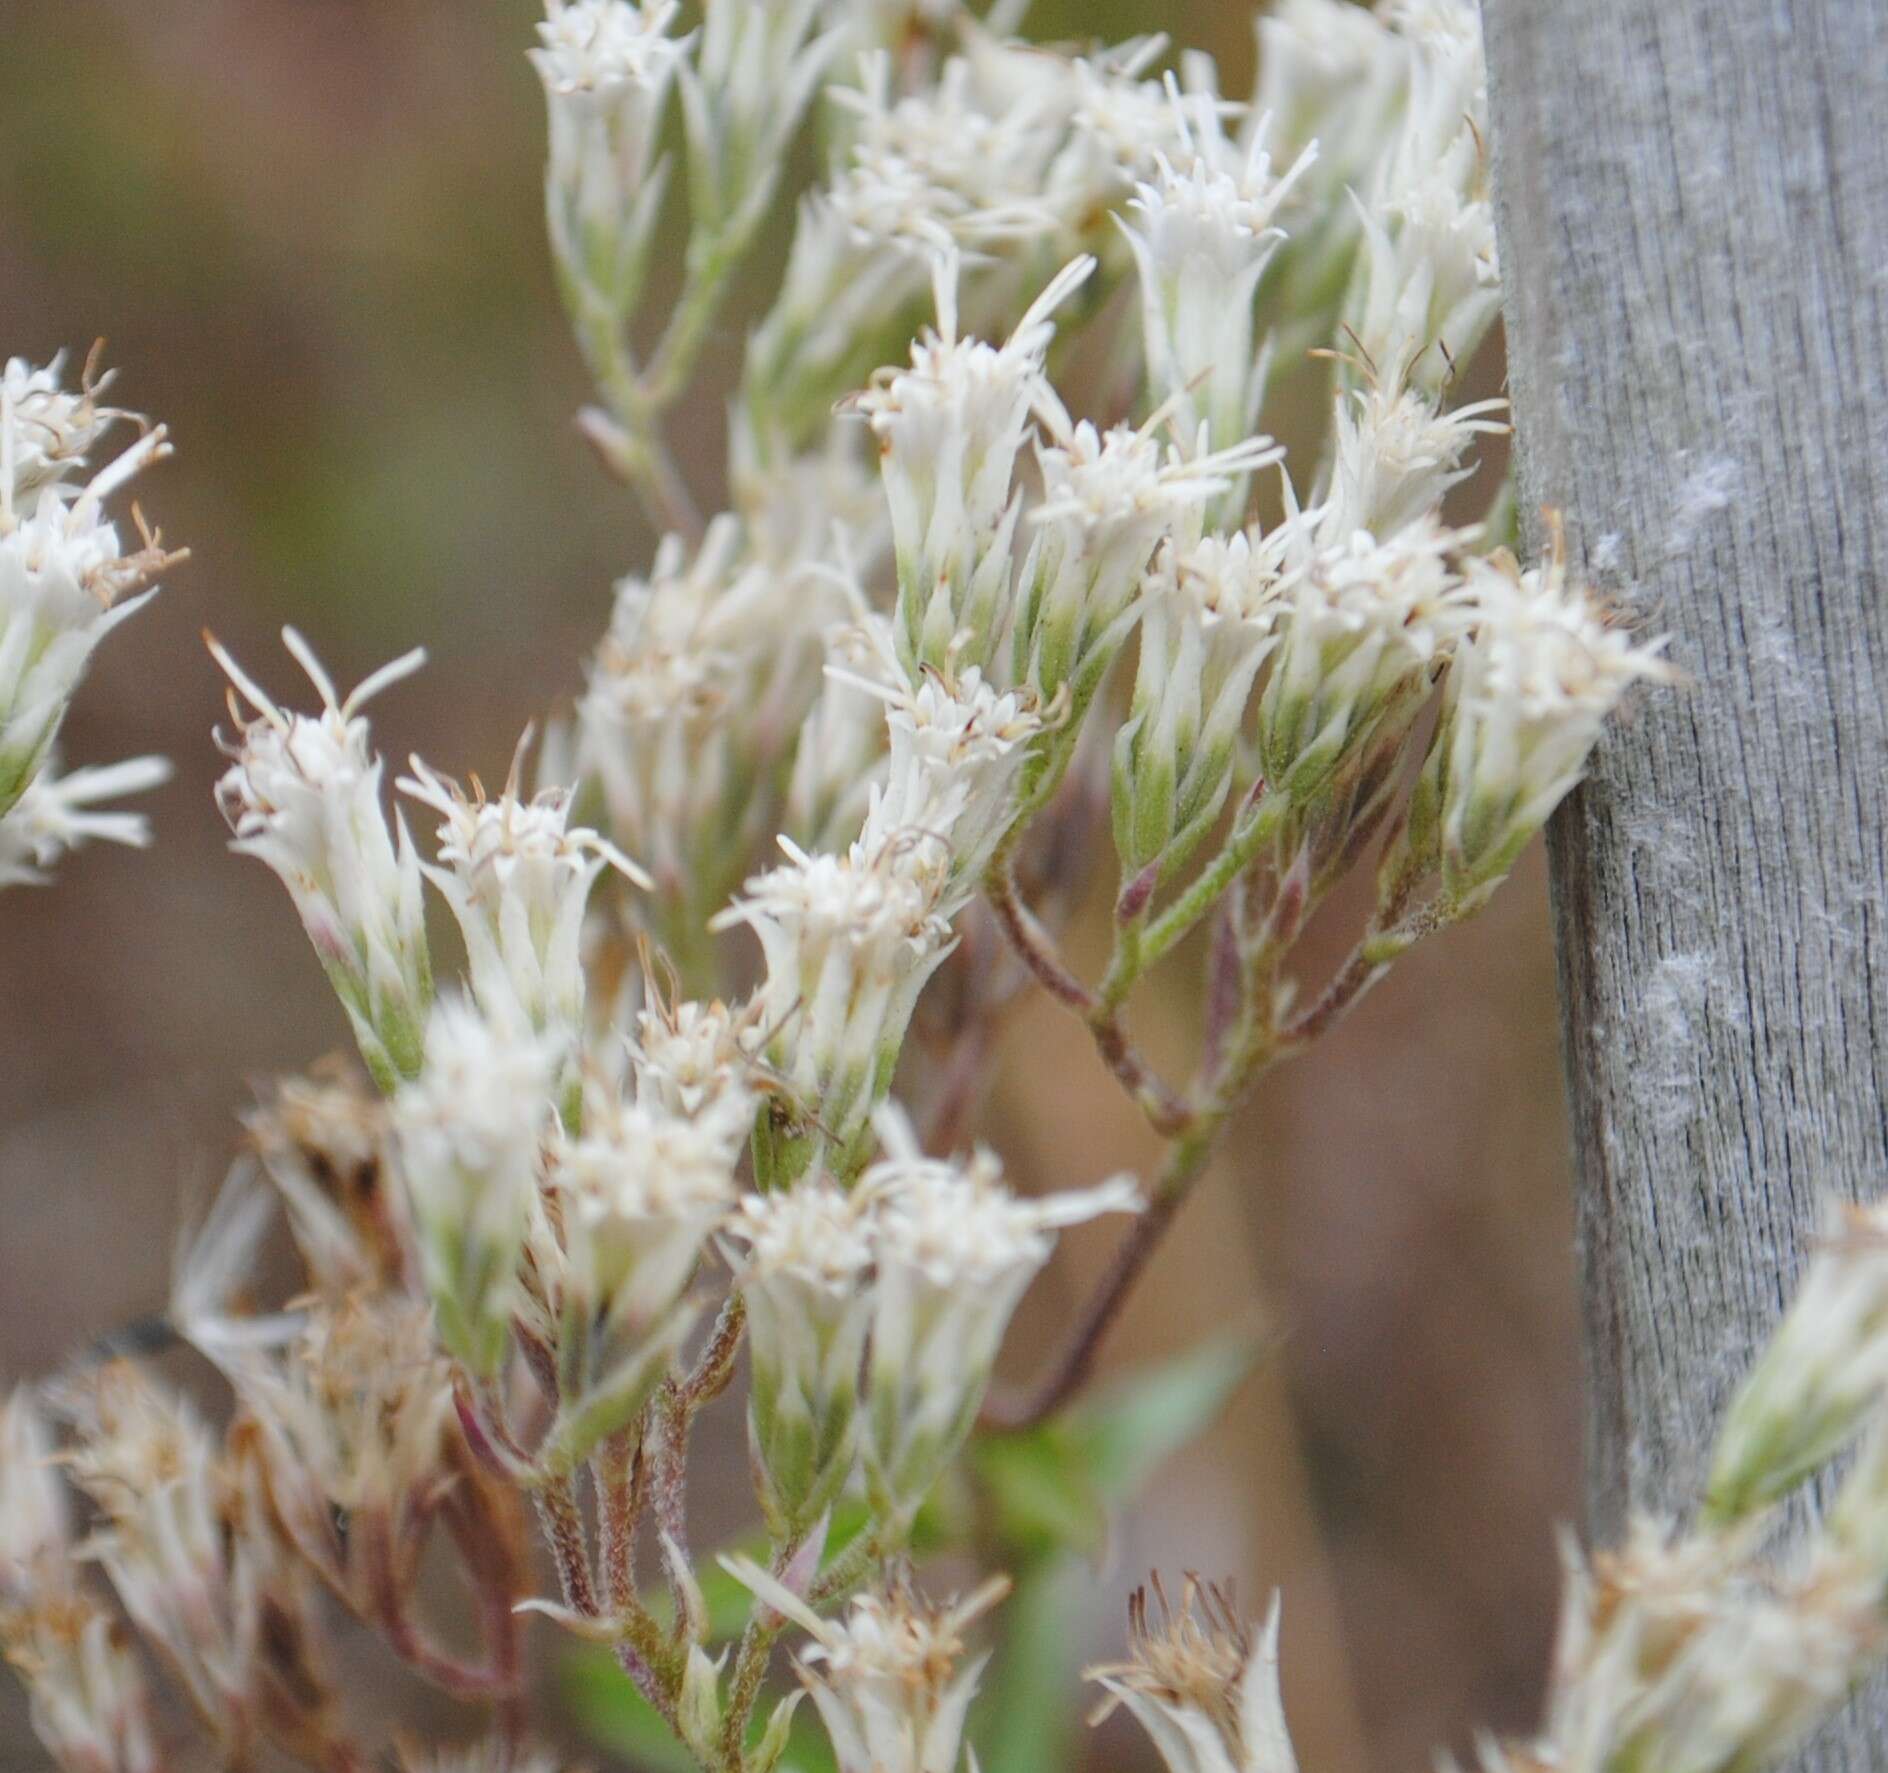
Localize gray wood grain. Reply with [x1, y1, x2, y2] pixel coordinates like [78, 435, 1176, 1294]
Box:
[1481, 0, 1888, 1763]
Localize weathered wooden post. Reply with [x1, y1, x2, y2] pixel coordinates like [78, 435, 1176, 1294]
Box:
[1482, 2, 1888, 1763]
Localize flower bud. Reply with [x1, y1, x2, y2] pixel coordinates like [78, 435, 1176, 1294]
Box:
[212, 630, 434, 1091]
[861, 1112, 1138, 1522]
[724, 1180, 876, 1537]
[392, 998, 556, 1375]
[1707, 1200, 1888, 1524]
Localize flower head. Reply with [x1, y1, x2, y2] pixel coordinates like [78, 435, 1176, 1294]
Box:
[212, 630, 433, 1089]
[712, 837, 954, 1176]
[533, 1, 688, 331]
[856, 253, 1091, 678]
[1088, 1576, 1298, 1773]
[0, 754, 170, 888]
[0, 1390, 67, 1615]
[1256, 519, 1473, 804]
[1, 393, 176, 815]
[724, 1179, 877, 1534]
[724, 1560, 1009, 1773]
[1426, 534, 1675, 896]
[402, 748, 645, 1050]
[392, 997, 557, 1375]
[862, 1110, 1138, 1517]
[1707, 1199, 1888, 1524]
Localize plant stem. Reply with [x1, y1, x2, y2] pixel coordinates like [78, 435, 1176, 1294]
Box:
[535, 1472, 599, 1618]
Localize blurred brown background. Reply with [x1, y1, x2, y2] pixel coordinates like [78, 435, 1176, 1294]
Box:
[0, 2, 1580, 1768]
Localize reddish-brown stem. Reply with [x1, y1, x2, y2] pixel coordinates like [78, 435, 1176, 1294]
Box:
[595, 1425, 642, 1614]
[985, 857, 1093, 1011]
[534, 1472, 599, 1618]
[981, 1130, 1211, 1431]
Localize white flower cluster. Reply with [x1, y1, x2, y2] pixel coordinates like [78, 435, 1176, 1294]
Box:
[0, 352, 174, 887]
[716, 1116, 1138, 1535]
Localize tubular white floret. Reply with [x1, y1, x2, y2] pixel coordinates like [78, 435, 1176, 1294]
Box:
[862, 1108, 1138, 1517]
[725, 1179, 878, 1534]
[722, 1559, 1009, 1773]
[391, 996, 556, 1376]
[856, 664, 1046, 914]
[1, 352, 127, 502]
[855, 252, 1092, 678]
[1121, 114, 1316, 460]
[1117, 530, 1289, 881]
[1425, 539, 1675, 897]
[402, 750, 646, 1048]
[712, 836, 955, 1171]
[1256, 518, 1473, 804]
[212, 630, 434, 1089]
[1325, 383, 1508, 541]
[632, 993, 764, 1129]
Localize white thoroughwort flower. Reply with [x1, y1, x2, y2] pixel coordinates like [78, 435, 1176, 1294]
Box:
[532, 0, 688, 339]
[530, 1085, 738, 1467]
[577, 517, 834, 948]
[1114, 530, 1288, 885]
[1517, 1523, 1885, 1773]
[855, 252, 1091, 679]
[1255, 518, 1473, 806]
[1324, 381, 1508, 541]
[1121, 117, 1316, 467]
[1088, 1577, 1298, 1773]
[1018, 408, 1281, 741]
[391, 997, 556, 1376]
[631, 991, 764, 1131]
[1345, 0, 1497, 394]
[401, 748, 647, 1054]
[0, 392, 176, 814]
[211, 630, 433, 1090]
[785, 623, 896, 854]
[1706, 1199, 1888, 1524]
[856, 665, 1047, 916]
[1, 350, 126, 503]
[723, 1560, 1009, 1773]
[723, 1179, 877, 1535]
[0, 754, 170, 888]
[1421, 535, 1676, 899]
[863, 1109, 1139, 1519]
[680, 0, 835, 241]
[713, 836, 955, 1179]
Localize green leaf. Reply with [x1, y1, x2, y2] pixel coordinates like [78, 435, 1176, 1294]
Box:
[1072, 1329, 1264, 1504]
[971, 1552, 1091, 1773]
[563, 1650, 696, 1773]
[971, 1426, 1110, 1561]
